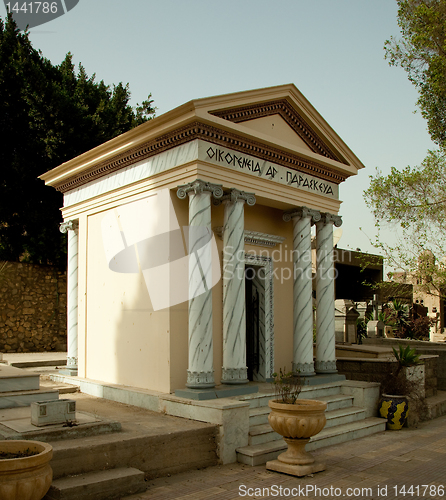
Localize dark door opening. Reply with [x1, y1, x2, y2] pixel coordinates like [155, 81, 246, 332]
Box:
[245, 265, 260, 381]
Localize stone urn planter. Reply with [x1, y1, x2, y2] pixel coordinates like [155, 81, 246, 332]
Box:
[0, 440, 53, 500]
[266, 399, 328, 476]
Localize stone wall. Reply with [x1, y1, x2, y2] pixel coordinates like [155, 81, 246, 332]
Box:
[0, 261, 67, 352]
[336, 356, 438, 397]
[363, 337, 446, 391]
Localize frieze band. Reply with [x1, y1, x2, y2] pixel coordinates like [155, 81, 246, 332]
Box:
[54, 121, 347, 193]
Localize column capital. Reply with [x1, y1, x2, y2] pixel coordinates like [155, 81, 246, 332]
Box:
[217, 188, 256, 206]
[319, 212, 342, 227]
[177, 179, 224, 200]
[283, 206, 321, 223]
[60, 220, 79, 234]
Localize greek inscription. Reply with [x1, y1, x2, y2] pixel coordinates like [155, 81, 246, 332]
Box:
[205, 146, 335, 197]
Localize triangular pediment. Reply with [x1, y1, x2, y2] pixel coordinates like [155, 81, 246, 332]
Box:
[41, 84, 364, 194]
[209, 98, 344, 163]
[236, 114, 313, 152]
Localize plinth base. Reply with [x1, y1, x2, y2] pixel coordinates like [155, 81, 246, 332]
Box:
[58, 368, 78, 376]
[266, 459, 325, 477]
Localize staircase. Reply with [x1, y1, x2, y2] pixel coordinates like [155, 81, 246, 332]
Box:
[236, 381, 387, 466]
[0, 364, 59, 409]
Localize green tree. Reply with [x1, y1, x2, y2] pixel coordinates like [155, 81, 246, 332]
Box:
[364, 1, 446, 297]
[385, 0, 446, 146]
[364, 150, 446, 298]
[0, 15, 155, 267]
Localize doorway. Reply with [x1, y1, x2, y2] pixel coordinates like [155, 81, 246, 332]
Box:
[244, 255, 274, 382]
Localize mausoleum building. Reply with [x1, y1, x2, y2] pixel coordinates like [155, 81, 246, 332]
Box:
[41, 84, 364, 395]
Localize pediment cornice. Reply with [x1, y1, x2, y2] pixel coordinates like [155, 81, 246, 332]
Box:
[210, 99, 345, 164]
[53, 120, 348, 193]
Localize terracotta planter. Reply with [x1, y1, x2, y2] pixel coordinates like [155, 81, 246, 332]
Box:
[379, 394, 409, 430]
[0, 440, 53, 500]
[267, 399, 327, 473]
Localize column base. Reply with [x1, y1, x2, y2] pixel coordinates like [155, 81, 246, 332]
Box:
[221, 367, 248, 385]
[315, 360, 337, 374]
[186, 370, 215, 389]
[293, 361, 315, 377]
[59, 367, 78, 376]
[60, 357, 78, 376]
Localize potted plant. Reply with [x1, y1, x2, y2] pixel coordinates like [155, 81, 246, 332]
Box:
[266, 368, 327, 476]
[378, 344, 424, 429]
[0, 440, 53, 500]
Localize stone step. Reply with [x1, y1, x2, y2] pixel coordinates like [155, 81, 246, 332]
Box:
[44, 467, 147, 500]
[325, 406, 366, 429]
[248, 393, 355, 428]
[249, 406, 270, 426]
[0, 364, 40, 392]
[239, 382, 345, 409]
[316, 394, 354, 411]
[237, 417, 386, 466]
[248, 424, 281, 446]
[240, 390, 353, 411]
[0, 388, 59, 409]
[40, 381, 80, 395]
[308, 417, 386, 450]
[299, 382, 344, 399]
[248, 405, 365, 446]
[240, 392, 275, 409]
[426, 390, 446, 420]
[48, 425, 218, 480]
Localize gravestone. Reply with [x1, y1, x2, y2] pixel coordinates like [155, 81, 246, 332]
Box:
[367, 320, 384, 338]
[345, 307, 360, 343]
[335, 300, 359, 343]
[356, 302, 368, 320]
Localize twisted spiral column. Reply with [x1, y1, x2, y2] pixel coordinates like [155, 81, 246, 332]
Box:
[221, 189, 256, 384]
[177, 180, 223, 388]
[60, 220, 79, 374]
[315, 213, 342, 374]
[283, 207, 320, 376]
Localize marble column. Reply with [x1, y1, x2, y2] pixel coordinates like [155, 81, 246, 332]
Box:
[177, 179, 223, 388]
[60, 220, 79, 375]
[221, 189, 256, 384]
[315, 213, 342, 374]
[283, 207, 321, 376]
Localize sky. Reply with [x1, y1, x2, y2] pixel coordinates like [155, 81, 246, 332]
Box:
[1, 0, 436, 256]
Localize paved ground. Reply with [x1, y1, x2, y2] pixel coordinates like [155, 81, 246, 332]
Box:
[3, 353, 446, 498]
[124, 414, 446, 500]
